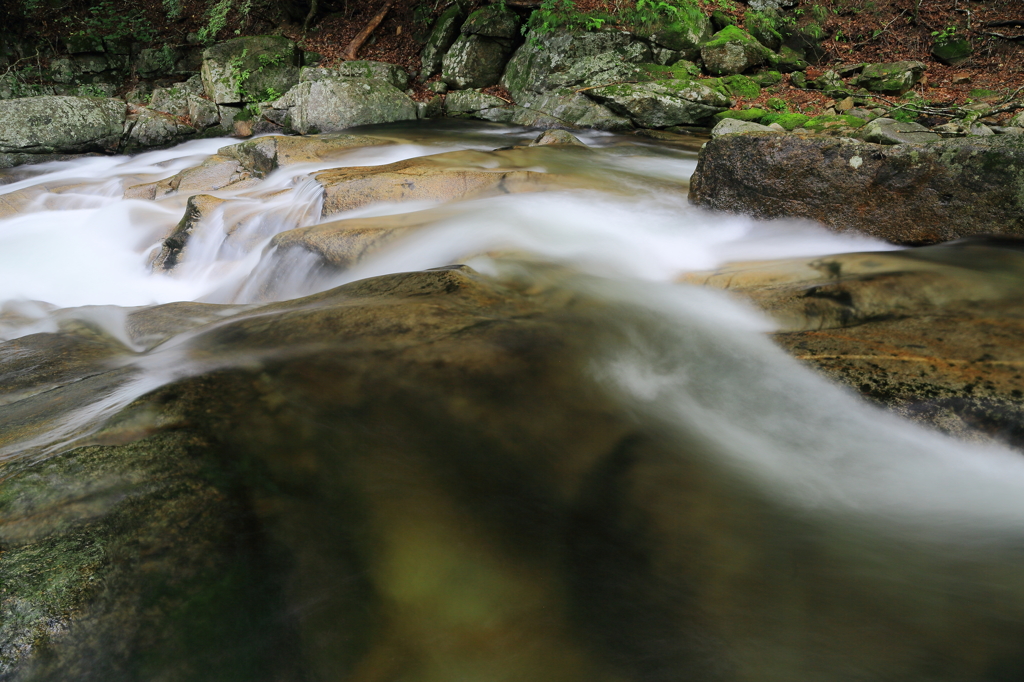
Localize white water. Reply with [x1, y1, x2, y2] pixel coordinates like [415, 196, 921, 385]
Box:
[4, 124, 1024, 678]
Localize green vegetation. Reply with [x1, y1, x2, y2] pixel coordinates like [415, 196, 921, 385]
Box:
[760, 112, 810, 129]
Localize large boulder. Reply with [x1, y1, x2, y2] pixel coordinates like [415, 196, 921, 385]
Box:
[501, 29, 649, 98]
[586, 80, 730, 128]
[200, 36, 301, 105]
[860, 117, 939, 144]
[301, 61, 409, 90]
[441, 4, 520, 89]
[267, 77, 417, 134]
[852, 60, 926, 95]
[0, 96, 125, 154]
[689, 133, 1024, 243]
[420, 2, 470, 80]
[700, 25, 774, 75]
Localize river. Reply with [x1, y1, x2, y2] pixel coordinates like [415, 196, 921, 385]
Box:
[2, 121, 1024, 681]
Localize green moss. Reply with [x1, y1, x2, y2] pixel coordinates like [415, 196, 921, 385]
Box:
[760, 112, 809, 130]
[751, 70, 783, 87]
[714, 108, 769, 123]
[700, 74, 759, 99]
[703, 24, 760, 49]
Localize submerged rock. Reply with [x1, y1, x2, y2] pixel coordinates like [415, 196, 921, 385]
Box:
[217, 133, 393, 177]
[689, 133, 1024, 243]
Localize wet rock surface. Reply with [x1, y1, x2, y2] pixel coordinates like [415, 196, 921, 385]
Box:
[684, 238, 1024, 448]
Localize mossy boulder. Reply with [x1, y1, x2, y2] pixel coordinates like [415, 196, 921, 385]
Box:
[700, 25, 774, 76]
[586, 79, 730, 128]
[852, 60, 926, 96]
[200, 36, 301, 105]
[703, 74, 761, 99]
[932, 39, 972, 66]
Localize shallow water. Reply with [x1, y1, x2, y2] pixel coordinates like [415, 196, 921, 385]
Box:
[2, 121, 1024, 681]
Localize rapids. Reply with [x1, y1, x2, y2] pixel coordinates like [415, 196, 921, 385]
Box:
[3, 121, 1024, 681]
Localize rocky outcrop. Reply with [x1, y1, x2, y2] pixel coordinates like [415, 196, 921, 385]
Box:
[689, 133, 1024, 243]
[301, 61, 409, 90]
[122, 108, 198, 154]
[851, 60, 926, 95]
[266, 77, 417, 134]
[217, 133, 393, 177]
[153, 194, 225, 269]
[0, 96, 125, 155]
[445, 89, 514, 122]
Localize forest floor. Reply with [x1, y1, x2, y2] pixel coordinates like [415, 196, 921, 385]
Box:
[289, 0, 1024, 116]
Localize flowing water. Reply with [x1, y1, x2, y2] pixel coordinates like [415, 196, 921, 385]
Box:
[2, 121, 1024, 681]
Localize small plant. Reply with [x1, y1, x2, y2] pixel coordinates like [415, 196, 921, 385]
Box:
[766, 97, 789, 112]
[198, 0, 234, 44]
[931, 25, 958, 46]
[163, 0, 182, 20]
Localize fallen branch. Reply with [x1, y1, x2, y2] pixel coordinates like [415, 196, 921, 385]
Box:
[341, 0, 395, 61]
[980, 30, 1024, 42]
[573, 80, 639, 93]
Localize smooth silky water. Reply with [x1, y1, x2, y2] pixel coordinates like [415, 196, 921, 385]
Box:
[2, 120, 1024, 681]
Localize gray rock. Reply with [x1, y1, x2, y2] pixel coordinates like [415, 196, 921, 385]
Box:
[270, 78, 417, 134]
[124, 108, 196, 153]
[853, 61, 926, 95]
[72, 53, 109, 75]
[689, 133, 1024, 243]
[49, 57, 76, 84]
[420, 2, 469, 80]
[748, 0, 796, 9]
[711, 118, 775, 137]
[428, 81, 448, 94]
[150, 85, 191, 117]
[969, 122, 995, 136]
[442, 34, 516, 89]
[188, 95, 220, 129]
[301, 61, 409, 90]
[861, 117, 939, 144]
[445, 89, 514, 123]
[586, 80, 730, 128]
[0, 96, 126, 154]
[201, 36, 300, 105]
[1010, 111, 1024, 128]
[217, 104, 243, 129]
[511, 90, 631, 131]
[700, 26, 773, 76]
[501, 30, 647, 98]
[992, 126, 1024, 136]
